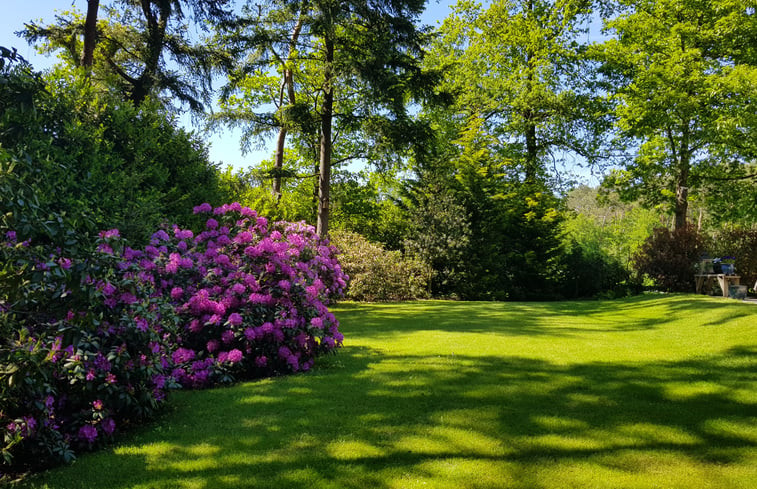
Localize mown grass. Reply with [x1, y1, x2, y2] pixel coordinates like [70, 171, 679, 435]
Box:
[15, 294, 757, 489]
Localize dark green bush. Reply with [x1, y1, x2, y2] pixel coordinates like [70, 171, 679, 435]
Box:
[711, 227, 757, 294]
[633, 226, 709, 292]
[556, 241, 636, 299]
[0, 64, 230, 244]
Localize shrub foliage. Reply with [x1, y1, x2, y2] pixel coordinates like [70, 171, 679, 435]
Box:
[633, 226, 709, 292]
[331, 230, 429, 302]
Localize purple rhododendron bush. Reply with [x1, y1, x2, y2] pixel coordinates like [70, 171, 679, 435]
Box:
[151, 203, 346, 385]
[0, 203, 346, 477]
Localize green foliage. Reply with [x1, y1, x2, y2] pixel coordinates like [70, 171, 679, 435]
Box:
[563, 185, 662, 267]
[22, 1, 234, 111]
[0, 64, 230, 244]
[710, 227, 757, 294]
[430, 0, 606, 181]
[556, 241, 635, 299]
[633, 226, 710, 292]
[330, 230, 429, 302]
[594, 0, 757, 228]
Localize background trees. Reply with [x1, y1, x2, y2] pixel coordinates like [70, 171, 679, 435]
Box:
[594, 0, 757, 230]
[22, 0, 234, 111]
[215, 0, 437, 237]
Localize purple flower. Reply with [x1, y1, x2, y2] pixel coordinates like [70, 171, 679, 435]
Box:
[78, 424, 98, 443]
[207, 339, 219, 353]
[99, 229, 120, 239]
[170, 287, 184, 300]
[222, 329, 235, 344]
[101, 282, 117, 296]
[227, 312, 243, 326]
[58, 257, 72, 270]
[172, 348, 196, 364]
[5, 230, 17, 242]
[255, 356, 268, 367]
[193, 203, 213, 214]
[206, 218, 219, 230]
[310, 317, 323, 329]
[102, 418, 116, 435]
[244, 327, 257, 341]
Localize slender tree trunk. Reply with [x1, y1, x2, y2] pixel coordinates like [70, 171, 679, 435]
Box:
[80, 0, 100, 69]
[273, 14, 304, 197]
[523, 0, 538, 183]
[131, 0, 169, 105]
[674, 153, 690, 230]
[673, 125, 691, 230]
[317, 36, 334, 238]
[524, 115, 538, 182]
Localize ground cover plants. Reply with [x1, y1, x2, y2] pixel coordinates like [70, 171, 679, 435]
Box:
[15, 295, 757, 489]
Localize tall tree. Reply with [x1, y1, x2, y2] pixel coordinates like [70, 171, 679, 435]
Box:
[429, 0, 603, 185]
[594, 0, 757, 229]
[216, 0, 436, 237]
[80, 0, 100, 68]
[22, 0, 234, 111]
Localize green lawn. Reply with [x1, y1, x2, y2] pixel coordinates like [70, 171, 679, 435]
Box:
[17, 294, 757, 489]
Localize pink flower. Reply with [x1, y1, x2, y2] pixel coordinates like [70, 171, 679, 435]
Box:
[207, 340, 219, 353]
[227, 349, 243, 364]
[172, 348, 196, 364]
[170, 287, 184, 300]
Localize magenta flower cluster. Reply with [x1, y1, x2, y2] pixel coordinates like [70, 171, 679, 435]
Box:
[138, 203, 347, 386]
[1, 203, 346, 475]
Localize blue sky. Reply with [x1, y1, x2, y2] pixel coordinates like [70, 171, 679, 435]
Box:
[1, 0, 458, 171]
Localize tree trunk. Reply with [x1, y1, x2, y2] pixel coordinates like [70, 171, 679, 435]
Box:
[273, 14, 304, 197]
[674, 155, 690, 230]
[131, 0, 169, 105]
[317, 36, 334, 238]
[80, 0, 100, 69]
[524, 116, 538, 182]
[673, 126, 691, 230]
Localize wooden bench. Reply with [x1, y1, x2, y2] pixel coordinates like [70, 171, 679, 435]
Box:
[694, 274, 741, 298]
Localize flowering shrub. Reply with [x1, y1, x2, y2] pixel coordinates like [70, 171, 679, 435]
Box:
[330, 230, 429, 302]
[142, 203, 347, 386]
[1, 203, 347, 477]
[1, 230, 178, 474]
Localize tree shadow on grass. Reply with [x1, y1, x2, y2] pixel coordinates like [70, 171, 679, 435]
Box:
[24, 343, 757, 489]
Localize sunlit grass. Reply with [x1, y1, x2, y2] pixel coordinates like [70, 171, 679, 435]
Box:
[17, 294, 757, 489]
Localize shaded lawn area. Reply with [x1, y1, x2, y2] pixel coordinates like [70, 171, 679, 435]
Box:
[17, 294, 757, 489]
